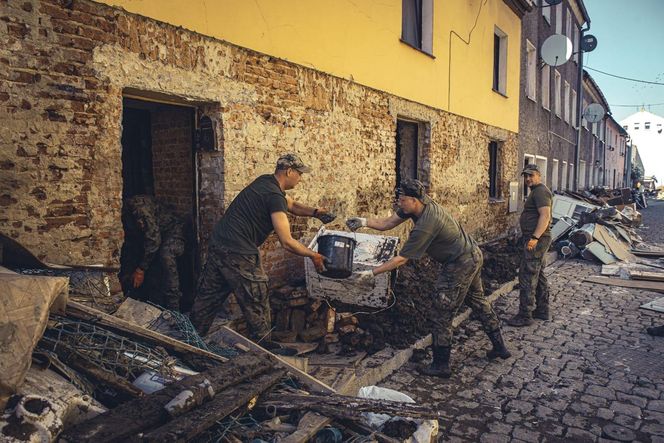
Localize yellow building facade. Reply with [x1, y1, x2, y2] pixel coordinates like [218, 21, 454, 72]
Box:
[98, 0, 527, 132]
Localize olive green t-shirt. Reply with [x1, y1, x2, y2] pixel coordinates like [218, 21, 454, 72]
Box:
[397, 200, 475, 265]
[519, 183, 553, 237]
[211, 174, 288, 255]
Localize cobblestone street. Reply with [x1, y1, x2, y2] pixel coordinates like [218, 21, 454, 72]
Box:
[380, 201, 664, 442]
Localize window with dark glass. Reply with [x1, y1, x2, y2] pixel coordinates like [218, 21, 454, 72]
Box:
[489, 141, 500, 199]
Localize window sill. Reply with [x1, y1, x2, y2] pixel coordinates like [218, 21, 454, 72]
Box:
[527, 95, 537, 103]
[492, 88, 508, 98]
[399, 39, 435, 59]
[489, 198, 506, 204]
[543, 105, 550, 112]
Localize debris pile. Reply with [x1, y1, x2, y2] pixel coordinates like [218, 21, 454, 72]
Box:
[1, 260, 439, 442]
[551, 190, 646, 265]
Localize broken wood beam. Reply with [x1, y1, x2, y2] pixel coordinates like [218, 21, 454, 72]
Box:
[279, 412, 332, 443]
[143, 369, 286, 442]
[66, 301, 228, 364]
[262, 393, 443, 420]
[583, 276, 664, 293]
[630, 270, 664, 282]
[61, 353, 272, 443]
[209, 326, 335, 394]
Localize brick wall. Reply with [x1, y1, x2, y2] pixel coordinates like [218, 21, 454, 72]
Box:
[151, 105, 194, 215]
[0, 0, 518, 286]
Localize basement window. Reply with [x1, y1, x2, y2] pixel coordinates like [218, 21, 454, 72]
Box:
[396, 118, 431, 193]
[401, 0, 433, 56]
[493, 27, 508, 96]
[488, 141, 501, 199]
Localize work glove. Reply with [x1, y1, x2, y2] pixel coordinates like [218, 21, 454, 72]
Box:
[350, 269, 375, 288]
[314, 208, 337, 224]
[310, 253, 328, 273]
[132, 268, 145, 288]
[346, 217, 367, 231]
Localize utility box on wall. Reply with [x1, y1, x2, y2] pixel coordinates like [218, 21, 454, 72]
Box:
[304, 228, 399, 308]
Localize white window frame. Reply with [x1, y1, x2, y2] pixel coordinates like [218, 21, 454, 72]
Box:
[535, 156, 548, 186]
[554, 69, 561, 117]
[569, 163, 574, 190]
[562, 161, 568, 190]
[555, 3, 563, 34]
[493, 27, 508, 95]
[523, 154, 535, 200]
[579, 160, 587, 189]
[572, 90, 577, 127]
[552, 159, 559, 191]
[563, 81, 570, 123]
[566, 8, 572, 39]
[401, 0, 434, 55]
[573, 26, 579, 64]
[541, 64, 550, 110]
[542, 0, 551, 24]
[526, 40, 537, 101]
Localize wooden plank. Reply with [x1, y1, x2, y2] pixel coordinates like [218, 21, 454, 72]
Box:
[630, 271, 664, 282]
[583, 276, 664, 293]
[631, 249, 664, 257]
[143, 369, 285, 442]
[66, 301, 228, 363]
[62, 353, 272, 443]
[308, 352, 367, 367]
[208, 326, 335, 394]
[280, 412, 332, 443]
[263, 393, 443, 420]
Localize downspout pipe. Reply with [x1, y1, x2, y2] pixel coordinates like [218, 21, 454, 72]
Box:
[574, 19, 591, 191]
[602, 113, 609, 187]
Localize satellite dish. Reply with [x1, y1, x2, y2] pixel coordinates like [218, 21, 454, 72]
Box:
[580, 34, 598, 52]
[541, 34, 573, 67]
[582, 103, 605, 123]
[543, 0, 563, 5]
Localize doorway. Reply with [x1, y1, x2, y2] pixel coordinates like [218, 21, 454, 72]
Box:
[120, 97, 197, 311]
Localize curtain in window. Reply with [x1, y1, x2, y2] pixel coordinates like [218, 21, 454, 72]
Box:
[402, 0, 422, 49]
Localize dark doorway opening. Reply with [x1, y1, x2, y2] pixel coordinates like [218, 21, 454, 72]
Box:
[396, 119, 419, 189]
[120, 97, 197, 312]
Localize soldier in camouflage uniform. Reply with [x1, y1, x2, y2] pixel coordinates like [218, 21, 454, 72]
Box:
[122, 195, 185, 310]
[190, 154, 334, 344]
[346, 179, 511, 378]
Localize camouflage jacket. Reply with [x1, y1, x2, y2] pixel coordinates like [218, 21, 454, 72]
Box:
[124, 195, 184, 270]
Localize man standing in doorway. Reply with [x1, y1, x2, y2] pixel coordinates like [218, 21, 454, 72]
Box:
[507, 164, 553, 327]
[121, 195, 186, 310]
[346, 178, 510, 378]
[190, 154, 334, 345]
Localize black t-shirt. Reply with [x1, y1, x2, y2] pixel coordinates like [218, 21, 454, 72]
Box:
[520, 183, 553, 236]
[211, 174, 288, 255]
[397, 199, 475, 265]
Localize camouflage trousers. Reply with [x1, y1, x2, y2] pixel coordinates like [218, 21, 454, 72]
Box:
[431, 245, 501, 347]
[517, 234, 553, 315]
[190, 243, 270, 340]
[158, 232, 185, 310]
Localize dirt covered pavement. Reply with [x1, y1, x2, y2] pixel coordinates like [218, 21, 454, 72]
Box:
[378, 201, 664, 442]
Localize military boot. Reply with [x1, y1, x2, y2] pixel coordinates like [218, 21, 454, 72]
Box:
[417, 346, 452, 378]
[486, 329, 512, 360]
[507, 312, 534, 327]
[532, 305, 551, 321]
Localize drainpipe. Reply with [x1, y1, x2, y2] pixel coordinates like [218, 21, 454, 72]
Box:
[625, 137, 632, 187]
[602, 114, 608, 187]
[574, 19, 591, 191]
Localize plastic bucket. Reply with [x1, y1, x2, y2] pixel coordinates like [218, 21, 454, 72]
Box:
[316, 234, 356, 279]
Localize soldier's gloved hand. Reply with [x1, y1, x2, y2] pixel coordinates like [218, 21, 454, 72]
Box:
[346, 217, 367, 231]
[350, 269, 375, 288]
[132, 268, 145, 288]
[310, 253, 328, 273]
[314, 208, 336, 224]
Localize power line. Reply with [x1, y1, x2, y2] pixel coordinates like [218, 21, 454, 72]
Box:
[610, 102, 664, 108]
[585, 66, 664, 86]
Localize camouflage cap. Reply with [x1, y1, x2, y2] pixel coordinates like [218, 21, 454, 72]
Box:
[521, 164, 540, 176]
[398, 178, 430, 202]
[276, 153, 311, 173]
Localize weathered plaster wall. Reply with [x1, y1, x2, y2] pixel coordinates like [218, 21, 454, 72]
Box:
[0, 0, 518, 285]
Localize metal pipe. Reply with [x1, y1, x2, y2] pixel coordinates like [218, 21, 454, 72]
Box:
[574, 19, 591, 191]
